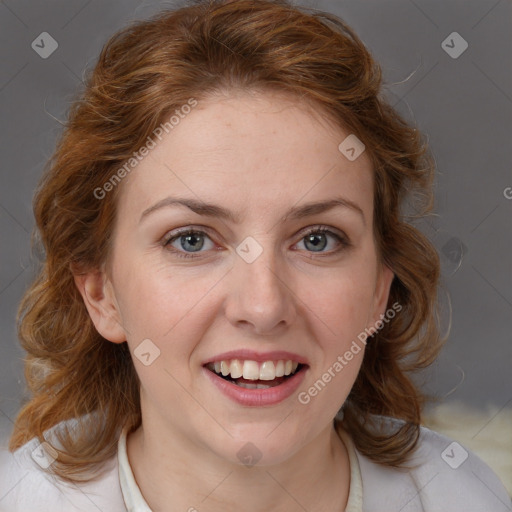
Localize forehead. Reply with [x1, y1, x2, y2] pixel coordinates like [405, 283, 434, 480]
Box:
[116, 90, 374, 225]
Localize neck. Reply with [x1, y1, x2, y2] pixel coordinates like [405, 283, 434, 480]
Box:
[126, 420, 350, 512]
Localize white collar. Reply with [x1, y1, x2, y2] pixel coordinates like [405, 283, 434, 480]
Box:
[338, 425, 364, 512]
[117, 424, 363, 512]
[118, 425, 152, 512]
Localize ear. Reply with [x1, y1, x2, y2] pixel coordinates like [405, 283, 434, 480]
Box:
[368, 263, 395, 327]
[73, 270, 126, 344]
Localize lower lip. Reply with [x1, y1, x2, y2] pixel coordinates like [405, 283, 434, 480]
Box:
[203, 366, 308, 406]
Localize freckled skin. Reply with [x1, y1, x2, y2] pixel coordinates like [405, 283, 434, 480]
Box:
[76, 90, 394, 512]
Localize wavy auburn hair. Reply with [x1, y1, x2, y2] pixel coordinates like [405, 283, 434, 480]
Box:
[9, 0, 445, 482]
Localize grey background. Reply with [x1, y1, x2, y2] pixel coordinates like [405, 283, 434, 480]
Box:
[1, 0, 511, 448]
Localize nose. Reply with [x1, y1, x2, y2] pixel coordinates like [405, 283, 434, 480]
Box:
[224, 241, 296, 336]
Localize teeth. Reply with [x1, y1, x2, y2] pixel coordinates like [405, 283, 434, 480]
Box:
[259, 361, 275, 381]
[230, 359, 243, 379]
[208, 359, 302, 380]
[242, 360, 259, 380]
[220, 361, 230, 376]
[237, 382, 272, 389]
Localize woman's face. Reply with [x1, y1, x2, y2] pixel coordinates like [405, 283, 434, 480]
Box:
[80, 90, 393, 466]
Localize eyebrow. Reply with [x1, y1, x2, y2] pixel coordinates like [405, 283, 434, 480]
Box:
[139, 196, 366, 226]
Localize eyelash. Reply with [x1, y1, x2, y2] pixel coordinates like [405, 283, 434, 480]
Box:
[162, 226, 350, 260]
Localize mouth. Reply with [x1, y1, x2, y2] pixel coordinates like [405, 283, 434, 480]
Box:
[204, 359, 307, 389]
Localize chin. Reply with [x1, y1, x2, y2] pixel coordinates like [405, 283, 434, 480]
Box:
[206, 430, 304, 468]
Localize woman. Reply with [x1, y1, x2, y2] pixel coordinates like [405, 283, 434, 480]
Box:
[0, 0, 509, 511]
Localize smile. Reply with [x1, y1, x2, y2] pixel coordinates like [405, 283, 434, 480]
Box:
[206, 359, 303, 387]
[203, 356, 308, 406]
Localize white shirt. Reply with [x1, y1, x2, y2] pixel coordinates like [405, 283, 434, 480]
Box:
[1, 416, 510, 512]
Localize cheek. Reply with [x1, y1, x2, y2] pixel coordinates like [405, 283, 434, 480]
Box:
[117, 269, 213, 389]
[114, 256, 211, 329]
[297, 261, 377, 347]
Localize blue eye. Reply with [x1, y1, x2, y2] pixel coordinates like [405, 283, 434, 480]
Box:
[163, 229, 215, 259]
[162, 226, 349, 259]
[297, 226, 347, 253]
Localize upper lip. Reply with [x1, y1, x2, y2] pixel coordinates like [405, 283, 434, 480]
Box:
[202, 349, 309, 366]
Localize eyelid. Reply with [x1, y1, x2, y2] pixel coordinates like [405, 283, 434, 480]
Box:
[298, 224, 350, 244]
[163, 224, 349, 243]
[162, 224, 350, 258]
[163, 225, 215, 240]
